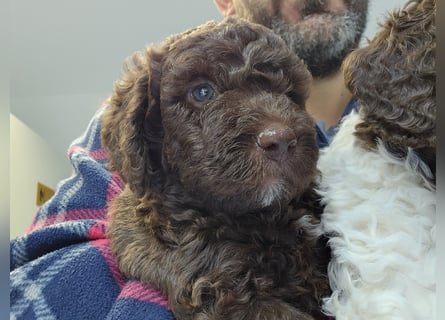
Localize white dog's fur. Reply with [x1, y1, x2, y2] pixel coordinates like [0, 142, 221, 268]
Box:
[318, 111, 436, 319]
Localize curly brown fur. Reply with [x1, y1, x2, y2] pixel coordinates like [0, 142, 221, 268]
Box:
[102, 17, 330, 320]
[342, 0, 436, 184]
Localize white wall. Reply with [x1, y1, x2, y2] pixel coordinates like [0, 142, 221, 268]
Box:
[1, 107, 9, 239]
[12, 93, 107, 155]
[0, 44, 9, 241]
[362, 0, 407, 45]
[10, 114, 72, 239]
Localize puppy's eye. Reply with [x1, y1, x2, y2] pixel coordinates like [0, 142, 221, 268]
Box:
[190, 84, 215, 102]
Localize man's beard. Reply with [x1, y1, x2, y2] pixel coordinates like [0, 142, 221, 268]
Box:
[271, 8, 367, 78]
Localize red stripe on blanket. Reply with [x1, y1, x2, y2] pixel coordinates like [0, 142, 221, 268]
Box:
[91, 238, 127, 288]
[25, 209, 108, 233]
[118, 280, 170, 308]
[107, 172, 124, 203]
[88, 221, 108, 239]
[90, 225, 169, 308]
[68, 146, 108, 160]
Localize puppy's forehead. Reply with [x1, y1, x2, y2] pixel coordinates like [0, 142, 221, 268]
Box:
[168, 17, 286, 52]
[162, 17, 293, 70]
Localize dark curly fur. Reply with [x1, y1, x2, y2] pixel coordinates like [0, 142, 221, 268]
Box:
[101, 17, 330, 320]
[343, 0, 436, 184]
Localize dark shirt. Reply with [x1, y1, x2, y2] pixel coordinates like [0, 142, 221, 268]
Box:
[315, 98, 359, 148]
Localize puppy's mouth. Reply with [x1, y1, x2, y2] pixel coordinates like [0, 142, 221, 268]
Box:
[257, 178, 292, 208]
[193, 179, 295, 215]
[255, 160, 307, 209]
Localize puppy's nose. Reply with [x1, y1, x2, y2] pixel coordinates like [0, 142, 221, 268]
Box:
[257, 124, 297, 161]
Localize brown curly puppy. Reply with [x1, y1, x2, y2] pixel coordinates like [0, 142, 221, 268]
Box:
[101, 17, 330, 320]
[345, 0, 436, 183]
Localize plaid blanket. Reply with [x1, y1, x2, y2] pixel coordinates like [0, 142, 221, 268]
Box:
[10, 103, 174, 320]
[10, 98, 354, 319]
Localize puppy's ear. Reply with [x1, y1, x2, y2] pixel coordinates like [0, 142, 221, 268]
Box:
[101, 46, 165, 197]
